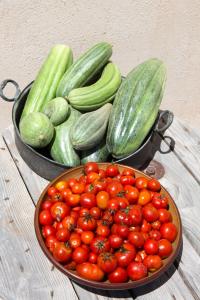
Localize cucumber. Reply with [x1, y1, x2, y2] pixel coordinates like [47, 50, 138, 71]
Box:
[81, 139, 109, 164]
[20, 45, 73, 121]
[50, 107, 80, 166]
[56, 42, 112, 97]
[106, 58, 166, 158]
[42, 97, 69, 126]
[68, 62, 121, 111]
[19, 112, 54, 148]
[71, 103, 112, 150]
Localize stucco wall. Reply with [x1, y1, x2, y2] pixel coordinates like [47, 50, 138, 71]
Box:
[0, 0, 200, 129]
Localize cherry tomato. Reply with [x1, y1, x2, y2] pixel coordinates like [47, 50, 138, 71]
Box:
[116, 224, 129, 239]
[122, 168, 135, 177]
[117, 197, 129, 209]
[129, 205, 143, 226]
[61, 188, 72, 201]
[151, 220, 161, 230]
[64, 261, 77, 271]
[124, 185, 139, 204]
[90, 207, 101, 219]
[107, 198, 119, 212]
[149, 230, 161, 241]
[105, 164, 119, 177]
[42, 225, 56, 238]
[88, 252, 98, 263]
[71, 182, 85, 194]
[158, 209, 172, 223]
[127, 262, 147, 280]
[72, 246, 88, 264]
[158, 239, 173, 258]
[90, 237, 110, 254]
[109, 234, 123, 249]
[68, 178, 78, 189]
[79, 207, 89, 217]
[129, 225, 141, 232]
[143, 255, 163, 272]
[47, 186, 58, 197]
[41, 199, 53, 210]
[142, 205, 159, 222]
[97, 252, 117, 273]
[137, 250, 147, 261]
[54, 221, 64, 230]
[147, 179, 161, 192]
[152, 194, 169, 209]
[96, 191, 109, 209]
[94, 179, 107, 192]
[45, 235, 59, 252]
[56, 228, 70, 242]
[135, 177, 148, 190]
[55, 180, 68, 192]
[79, 175, 87, 184]
[76, 262, 104, 281]
[80, 193, 96, 209]
[87, 172, 100, 184]
[69, 233, 81, 249]
[77, 214, 97, 231]
[53, 242, 72, 263]
[84, 162, 99, 174]
[84, 183, 98, 194]
[141, 219, 151, 233]
[51, 192, 63, 202]
[138, 189, 151, 206]
[115, 242, 136, 267]
[96, 224, 110, 237]
[128, 232, 145, 248]
[62, 216, 76, 231]
[144, 239, 159, 255]
[160, 222, 177, 242]
[99, 169, 106, 179]
[39, 210, 53, 225]
[106, 181, 123, 197]
[51, 202, 70, 222]
[67, 194, 80, 207]
[108, 267, 128, 283]
[81, 231, 94, 244]
[70, 210, 79, 222]
[120, 175, 135, 186]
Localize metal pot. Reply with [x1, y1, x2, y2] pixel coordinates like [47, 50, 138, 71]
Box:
[0, 79, 173, 181]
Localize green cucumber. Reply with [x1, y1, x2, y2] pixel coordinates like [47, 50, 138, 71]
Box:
[56, 42, 112, 97]
[106, 58, 166, 158]
[43, 97, 69, 126]
[81, 139, 109, 164]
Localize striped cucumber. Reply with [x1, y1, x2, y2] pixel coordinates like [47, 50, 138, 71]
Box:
[56, 42, 112, 97]
[68, 62, 121, 111]
[106, 58, 167, 158]
[81, 139, 109, 164]
[20, 45, 73, 121]
[42, 97, 69, 126]
[50, 107, 81, 166]
[71, 103, 112, 150]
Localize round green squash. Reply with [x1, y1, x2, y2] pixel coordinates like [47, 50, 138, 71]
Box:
[42, 97, 69, 126]
[19, 112, 54, 148]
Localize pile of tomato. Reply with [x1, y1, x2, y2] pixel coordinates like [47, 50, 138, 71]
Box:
[39, 163, 178, 283]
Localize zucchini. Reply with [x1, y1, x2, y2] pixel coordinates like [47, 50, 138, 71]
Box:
[68, 62, 121, 111]
[81, 139, 109, 164]
[19, 112, 54, 148]
[56, 42, 112, 97]
[20, 45, 73, 121]
[50, 107, 80, 166]
[106, 58, 166, 158]
[71, 103, 112, 150]
[42, 97, 69, 126]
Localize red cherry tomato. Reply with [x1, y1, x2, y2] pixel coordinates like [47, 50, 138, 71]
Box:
[144, 239, 159, 255]
[127, 262, 147, 281]
[76, 262, 104, 282]
[97, 252, 117, 273]
[158, 239, 173, 258]
[115, 242, 136, 267]
[87, 172, 100, 184]
[129, 205, 143, 226]
[94, 179, 107, 192]
[135, 177, 148, 190]
[108, 267, 128, 283]
[142, 205, 159, 222]
[106, 181, 123, 198]
[116, 224, 129, 239]
[99, 169, 106, 179]
[47, 186, 58, 197]
[81, 231, 94, 245]
[120, 176, 135, 186]
[158, 209, 172, 223]
[66, 194, 80, 207]
[160, 222, 177, 242]
[128, 231, 145, 248]
[151, 220, 161, 230]
[96, 224, 110, 237]
[147, 179, 161, 192]
[90, 237, 110, 254]
[105, 164, 119, 177]
[69, 233, 81, 249]
[45, 235, 59, 252]
[141, 219, 151, 233]
[77, 214, 97, 231]
[84, 183, 98, 194]
[42, 225, 56, 238]
[84, 162, 99, 174]
[149, 230, 161, 241]
[109, 234, 123, 249]
[50, 202, 70, 222]
[143, 255, 163, 272]
[55, 180, 68, 192]
[41, 199, 53, 210]
[124, 185, 139, 204]
[72, 246, 88, 264]
[80, 193, 96, 209]
[61, 188, 72, 202]
[62, 216, 76, 231]
[96, 191, 109, 209]
[56, 228, 70, 242]
[90, 207, 101, 219]
[71, 182, 85, 194]
[68, 178, 78, 189]
[53, 242, 72, 262]
[122, 168, 135, 177]
[88, 252, 98, 263]
[39, 210, 53, 225]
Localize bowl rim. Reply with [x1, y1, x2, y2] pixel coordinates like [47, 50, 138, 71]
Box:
[34, 163, 182, 290]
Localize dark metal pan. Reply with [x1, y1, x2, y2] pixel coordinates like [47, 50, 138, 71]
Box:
[0, 79, 173, 180]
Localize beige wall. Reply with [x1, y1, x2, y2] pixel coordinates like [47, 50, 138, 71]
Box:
[0, 0, 200, 129]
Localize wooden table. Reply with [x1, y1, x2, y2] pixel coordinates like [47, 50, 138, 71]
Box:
[0, 117, 200, 300]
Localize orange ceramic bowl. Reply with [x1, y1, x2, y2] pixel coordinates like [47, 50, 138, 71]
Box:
[34, 163, 182, 290]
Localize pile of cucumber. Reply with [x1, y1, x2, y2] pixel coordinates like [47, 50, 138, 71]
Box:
[19, 42, 166, 166]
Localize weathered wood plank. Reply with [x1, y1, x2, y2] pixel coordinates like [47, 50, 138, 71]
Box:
[165, 117, 200, 184]
[0, 136, 78, 300]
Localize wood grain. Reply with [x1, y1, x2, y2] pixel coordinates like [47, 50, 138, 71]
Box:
[0, 135, 78, 300]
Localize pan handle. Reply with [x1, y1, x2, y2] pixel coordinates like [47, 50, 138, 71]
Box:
[154, 110, 174, 133]
[0, 79, 21, 102]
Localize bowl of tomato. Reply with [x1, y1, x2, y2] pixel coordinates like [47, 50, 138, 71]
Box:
[34, 162, 182, 290]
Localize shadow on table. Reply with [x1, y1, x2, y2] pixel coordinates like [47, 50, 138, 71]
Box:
[76, 240, 183, 298]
